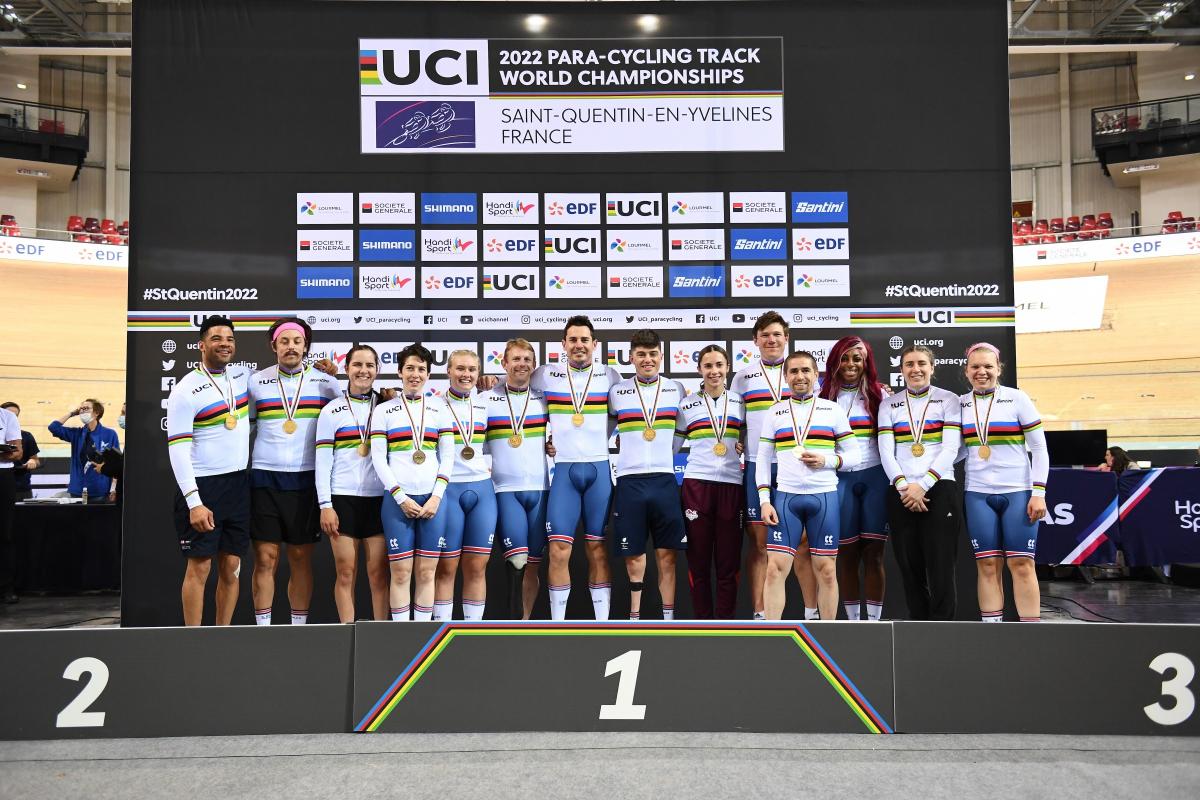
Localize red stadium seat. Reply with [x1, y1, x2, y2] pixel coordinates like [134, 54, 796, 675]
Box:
[1167, 210, 1184, 220]
[1065, 216, 1080, 233]
[1162, 218, 1178, 234]
[1181, 217, 1196, 232]
[0, 214, 14, 225]
[72, 233, 90, 243]
[83, 217, 100, 233]
[118, 220, 129, 236]
[1079, 220, 1098, 240]
[100, 218, 116, 233]
[1050, 218, 1064, 234]
[1034, 219, 1049, 235]
[67, 215, 84, 232]
[105, 234, 123, 245]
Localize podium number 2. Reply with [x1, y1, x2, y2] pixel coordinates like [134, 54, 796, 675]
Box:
[56, 657, 109, 728]
[1144, 653, 1195, 726]
[599, 650, 646, 720]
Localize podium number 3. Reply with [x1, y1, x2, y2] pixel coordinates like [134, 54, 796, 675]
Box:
[1144, 653, 1195, 726]
[56, 657, 109, 728]
[600, 650, 646, 720]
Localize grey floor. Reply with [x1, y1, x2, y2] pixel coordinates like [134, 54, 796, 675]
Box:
[1, 732, 1198, 799]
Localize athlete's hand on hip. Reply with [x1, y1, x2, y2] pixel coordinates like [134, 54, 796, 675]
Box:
[313, 358, 338, 376]
[760, 502, 779, 527]
[399, 498, 422, 519]
[189, 504, 216, 533]
[320, 508, 341, 537]
[420, 496, 442, 519]
[799, 451, 826, 469]
[1027, 495, 1047, 524]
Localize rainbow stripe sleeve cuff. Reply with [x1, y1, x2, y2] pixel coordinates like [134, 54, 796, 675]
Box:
[433, 475, 449, 498]
[757, 484, 772, 505]
[389, 485, 408, 506]
[1032, 481, 1047, 498]
[919, 469, 941, 491]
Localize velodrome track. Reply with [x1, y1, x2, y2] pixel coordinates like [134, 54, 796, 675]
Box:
[1016, 253, 1200, 448]
[2, 251, 1197, 452]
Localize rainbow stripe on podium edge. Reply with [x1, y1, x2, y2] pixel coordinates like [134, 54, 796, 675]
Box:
[355, 621, 893, 735]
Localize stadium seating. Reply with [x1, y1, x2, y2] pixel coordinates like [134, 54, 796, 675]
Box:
[1, 214, 20, 237]
[62, 214, 129, 244]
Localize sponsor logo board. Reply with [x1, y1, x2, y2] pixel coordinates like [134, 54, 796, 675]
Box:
[359, 266, 416, 298]
[791, 191, 848, 223]
[297, 193, 354, 225]
[667, 192, 725, 225]
[606, 228, 663, 262]
[358, 192, 416, 224]
[296, 266, 354, 299]
[793, 228, 849, 259]
[668, 228, 725, 261]
[731, 264, 789, 296]
[420, 266, 477, 298]
[728, 191, 787, 222]
[358, 229, 416, 261]
[607, 265, 664, 298]
[793, 265, 850, 297]
[421, 229, 478, 261]
[296, 230, 353, 262]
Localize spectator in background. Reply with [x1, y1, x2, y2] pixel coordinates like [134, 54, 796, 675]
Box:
[49, 399, 121, 501]
[0, 403, 23, 603]
[1098, 446, 1136, 475]
[1, 402, 40, 501]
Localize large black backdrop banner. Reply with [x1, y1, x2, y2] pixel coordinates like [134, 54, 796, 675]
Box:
[126, 0, 1013, 626]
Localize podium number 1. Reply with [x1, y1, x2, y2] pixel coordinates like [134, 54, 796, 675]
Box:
[599, 650, 646, 720]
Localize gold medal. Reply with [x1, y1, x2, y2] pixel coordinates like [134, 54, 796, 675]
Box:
[973, 391, 996, 465]
[795, 448, 806, 460]
[571, 412, 585, 427]
[911, 442, 925, 457]
[412, 449, 426, 465]
[508, 434, 523, 448]
[357, 442, 370, 458]
[282, 419, 298, 435]
[642, 427, 657, 442]
[713, 442, 728, 457]
[224, 415, 237, 430]
[978, 444, 992, 460]
[461, 446, 475, 461]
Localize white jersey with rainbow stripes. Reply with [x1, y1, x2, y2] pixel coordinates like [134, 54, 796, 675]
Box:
[674, 389, 745, 485]
[249, 364, 340, 473]
[958, 386, 1049, 497]
[440, 389, 490, 483]
[479, 384, 549, 493]
[165, 365, 251, 509]
[755, 396, 859, 499]
[609, 375, 686, 478]
[877, 385, 962, 491]
[531, 362, 621, 463]
[833, 384, 883, 471]
[369, 395, 455, 505]
[314, 393, 385, 505]
[730, 356, 791, 464]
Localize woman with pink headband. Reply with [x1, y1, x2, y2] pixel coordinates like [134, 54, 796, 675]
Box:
[819, 336, 891, 621]
[958, 342, 1049, 622]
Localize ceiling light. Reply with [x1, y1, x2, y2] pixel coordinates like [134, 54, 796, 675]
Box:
[524, 14, 547, 33]
[15, 82, 26, 90]
[636, 15, 660, 33]
[1122, 164, 1160, 174]
[1186, 73, 1196, 81]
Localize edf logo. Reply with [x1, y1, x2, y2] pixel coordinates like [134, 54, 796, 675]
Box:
[361, 41, 485, 94]
[793, 228, 849, 259]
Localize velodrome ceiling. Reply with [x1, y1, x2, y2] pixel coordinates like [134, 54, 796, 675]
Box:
[0, 2, 1196, 49]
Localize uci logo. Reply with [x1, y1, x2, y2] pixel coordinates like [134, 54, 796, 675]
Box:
[916, 310, 953, 324]
[376, 47, 480, 87]
[546, 236, 597, 254]
[490, 273, 535, 291]
[615, 388, 636, 395]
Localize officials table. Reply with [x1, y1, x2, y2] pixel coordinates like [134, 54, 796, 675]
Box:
[14, 502, 121, 593]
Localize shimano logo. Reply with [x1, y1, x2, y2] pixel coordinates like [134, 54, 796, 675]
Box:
[426, 204, 472, 213]
[362, 241, 412, 250]
[300, 278, 351, 287]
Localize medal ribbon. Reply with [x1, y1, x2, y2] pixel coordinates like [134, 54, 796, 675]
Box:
[905, 389, 933, 448]
[565, 363, 594, 418]
[762, 361, 785, 403]
[974, 390, 996, 449]
[275, 366, 307, 427]
[345, 391, 375, 449]
[702, 391, 729, 444]
[401, 395, 426, 453]
[200, 365, 236, 421]
[506, 385, 530, 439]
[636, 377, 662, 435]
[445, 391, 476, 448]
[788, 395, 819, 451]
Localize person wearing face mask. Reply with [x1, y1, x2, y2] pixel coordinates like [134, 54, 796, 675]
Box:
[50, 397, 120, 501]
[959, 343, 1048, 623]
[315, 345, 388, 623]
[819, 337, 891, 622]
[758, 352, 860, 621]
[93, 402, 125, 506]
[877, 345, 963, 621]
